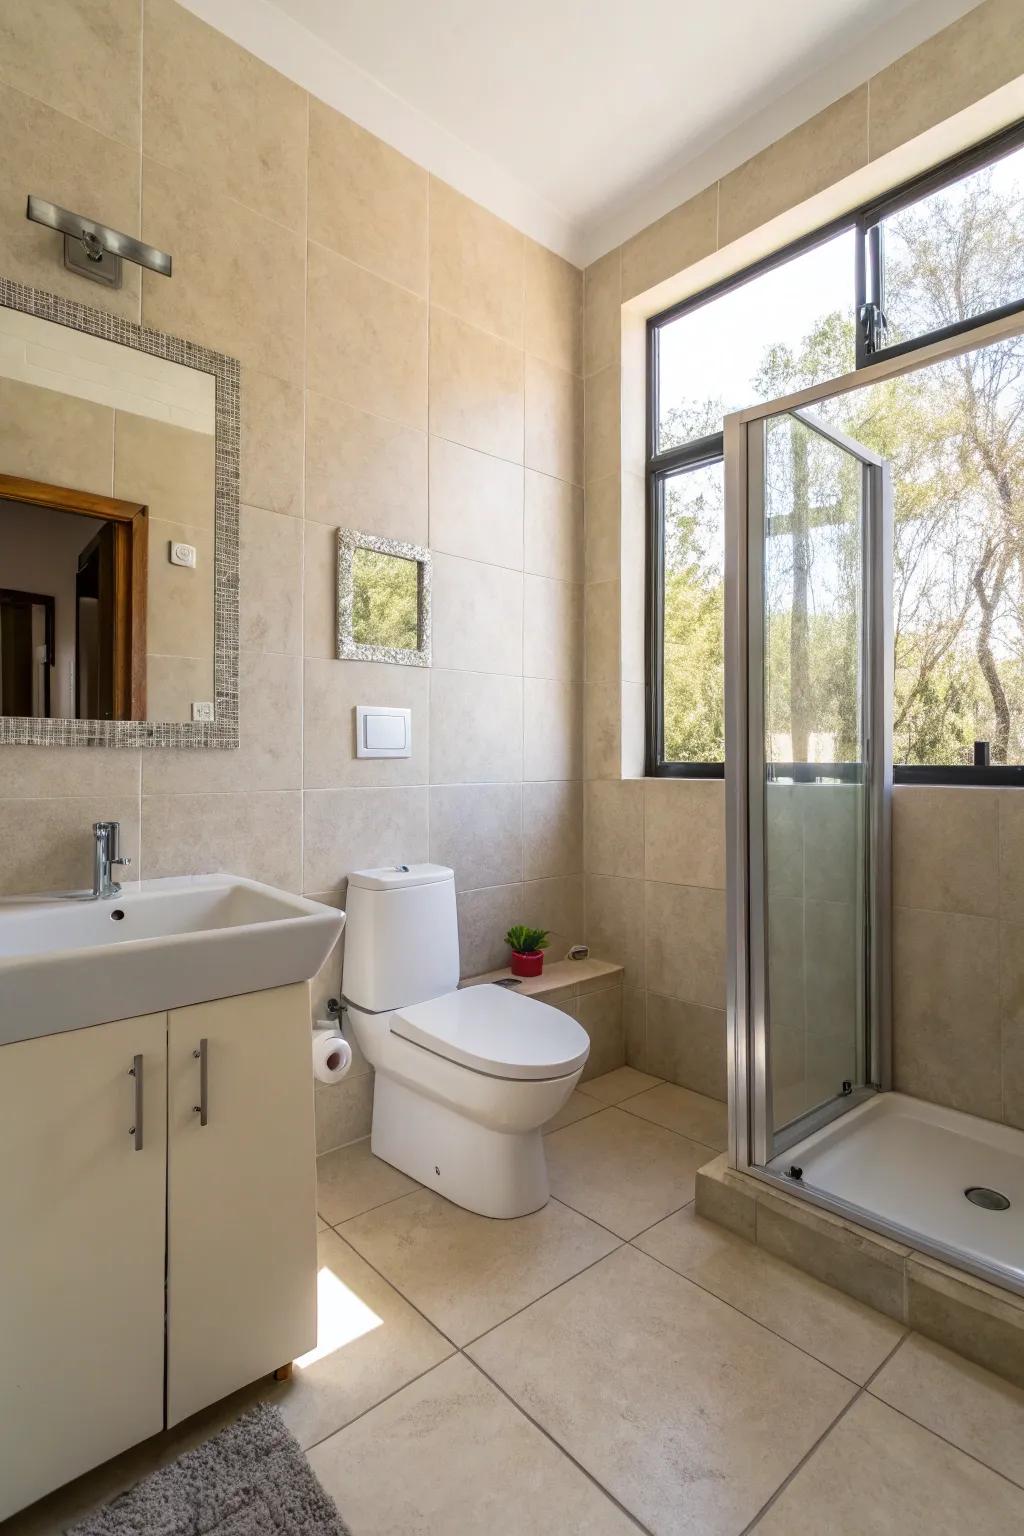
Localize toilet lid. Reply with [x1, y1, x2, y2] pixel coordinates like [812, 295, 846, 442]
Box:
[390, 984, 590, 1080]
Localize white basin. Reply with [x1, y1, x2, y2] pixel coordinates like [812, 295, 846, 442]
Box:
[0, 875, 345, 1044]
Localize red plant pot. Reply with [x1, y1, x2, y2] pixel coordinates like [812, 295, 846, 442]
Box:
[510, 949, 543, 978]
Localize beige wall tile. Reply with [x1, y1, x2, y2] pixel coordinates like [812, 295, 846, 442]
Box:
[304, 786, 428, 894]
[585, 779, 643, 879]
[303, 521, 338, 661]
[314, 1072, 373, 1155]
[303, 657, 428, 791]
[142, 650, 301, 794]
[525, 241, 582, 373]
[0, 0, 140, 146]
[241, 369, 303, 518]
[238, 506, 302, 655]
[583, 680, 621, 780]
[307, 243, 428, 429]
[584, 473, 620, 586]
[577, 987, 626, 1080]
[429, 670, 523, 784]
[1001, 921, 1024, 1131]
[645, 992, 727, 1099]
[584, 249, 622, 377]
[524, 781, 583, 880]
[998, 793, 1024, 922]
[893, 906, 1001, 1120]
[719, 88, 868, 248]
[0, 794, 140, 897]
[644, 778, 726, 889]
[621, 185, 717, 302]
[802, 784, 861, 903]
[869, 0, 1024, 162]
[623, 986, 646, 1068]
[584, 365, 620, 486]
[524, 679, 582, 782]
[0, 83, 141, 321]
[143, 157, 303, 382]
[646, 881, 726, 1009]
[525, 355, 583, 485]
[143, 0, 306, 230]
[756, 1188, 909, 1321]
[524, 575, 583, 682]
[140, 790, 302, 890]
[0, 377, 113, 494]
[0, 745, 139, 800]
[524, 470, 583, 583]
[429, 783, 523, 892]
[584, 580, 620, 683]
[432, 554, 524, 676]
[585, 873, 645, 991]
[429, 308, 524, 463]
[146, 654, 212, 724]
[308, 97, 427, 294]
[906, 1251, 1024, 1391]
[894, 786, 998, 916]
[457, 883, 527, 977]
[429, 438, 524, 570]
[306, 392, 427, 544]
[694, 1154, 756, 1241]
[147, 517, 214, 661]
[429, 178, 524, 345]
[524, 873, 584, 958]
[114, 413, 215, 529]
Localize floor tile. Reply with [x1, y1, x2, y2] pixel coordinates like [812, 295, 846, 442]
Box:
[544, 1089, 605, 1132]
[341, 1188, 619, 1345]
[275, 1228, 452, 1448]
[546, 1108, 710, 1238]
[308, 1354, 637, 1535]
[317, 1138, 417, 1226]
[468, 1245, 854, 1536]
[870, 1332, 1024, 1488]
[620, 1082, 728, 1150]
[635, 1206, 904, 1383]
[579, 1065, 663, 1103]
[752, 1393, 1024, 1534]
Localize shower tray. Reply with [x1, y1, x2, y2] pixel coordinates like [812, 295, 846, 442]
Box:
[767, 1091, 1024, 1291]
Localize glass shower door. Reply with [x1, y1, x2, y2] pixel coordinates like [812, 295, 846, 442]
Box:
[747, 407, 892, 1160]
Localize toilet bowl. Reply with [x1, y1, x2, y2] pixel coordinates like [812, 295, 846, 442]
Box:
[342, 863, 589, 1218]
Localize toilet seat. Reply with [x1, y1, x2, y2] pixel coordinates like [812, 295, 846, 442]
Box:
[390, 983, 589, 1081]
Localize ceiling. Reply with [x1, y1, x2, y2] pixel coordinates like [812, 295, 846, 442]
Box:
[184, 0, 981, 264]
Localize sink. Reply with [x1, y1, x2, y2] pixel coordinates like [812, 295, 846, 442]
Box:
[0, 875, 345, 1045]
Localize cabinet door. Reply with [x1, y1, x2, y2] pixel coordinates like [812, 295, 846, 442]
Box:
[166, 984, 317, 1426]
[0, 1014, 167, 1520]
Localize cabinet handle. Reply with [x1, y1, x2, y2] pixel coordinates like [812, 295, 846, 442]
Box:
[127, 1054, 143, 1151]
[192, 1038, 208, 1126]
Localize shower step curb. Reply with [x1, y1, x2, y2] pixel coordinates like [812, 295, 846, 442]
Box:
[696, 1152, 1024, 1390]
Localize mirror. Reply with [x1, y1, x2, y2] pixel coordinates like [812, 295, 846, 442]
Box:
[0, 279, 238, 748]
[337, 529, 431, 667]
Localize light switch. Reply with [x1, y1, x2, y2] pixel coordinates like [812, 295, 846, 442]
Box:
[355, 705, 411, 758]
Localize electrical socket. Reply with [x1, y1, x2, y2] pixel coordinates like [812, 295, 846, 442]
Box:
[191, 701, 215, 722]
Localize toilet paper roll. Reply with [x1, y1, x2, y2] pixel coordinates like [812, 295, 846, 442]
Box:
[312, 1031, 353, 1085]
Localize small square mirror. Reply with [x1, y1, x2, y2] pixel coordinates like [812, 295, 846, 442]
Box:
[337, 529, 431, 667]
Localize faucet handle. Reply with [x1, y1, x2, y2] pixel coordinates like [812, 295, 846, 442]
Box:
[114, 854, 132, 870]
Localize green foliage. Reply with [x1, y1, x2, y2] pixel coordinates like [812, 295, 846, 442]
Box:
[352, 548, 419, 651]
[504, 925, 550, 955]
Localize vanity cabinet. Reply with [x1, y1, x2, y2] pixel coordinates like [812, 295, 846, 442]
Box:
[0, 984, 316, 1521]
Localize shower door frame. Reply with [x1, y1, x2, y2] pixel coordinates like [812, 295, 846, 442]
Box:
[725, 309, 1024, 1196]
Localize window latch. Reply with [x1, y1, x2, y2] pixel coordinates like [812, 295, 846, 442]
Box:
[858, 301, 887, 353]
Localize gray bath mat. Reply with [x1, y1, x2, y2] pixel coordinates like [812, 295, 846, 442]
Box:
[67, 1404, 350, 1536]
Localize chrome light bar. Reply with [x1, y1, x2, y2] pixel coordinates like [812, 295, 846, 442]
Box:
[26, 196, 172, 289]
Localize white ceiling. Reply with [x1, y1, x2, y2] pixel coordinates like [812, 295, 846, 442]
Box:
[184, 0, 981, 265]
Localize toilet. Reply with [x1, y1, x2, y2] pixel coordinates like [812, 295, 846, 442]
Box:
[341, 863, 589, 1218]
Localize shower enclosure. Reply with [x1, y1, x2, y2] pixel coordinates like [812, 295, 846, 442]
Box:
[724, 317, 1024, 1297]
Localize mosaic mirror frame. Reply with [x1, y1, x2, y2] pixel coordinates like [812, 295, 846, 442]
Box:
[336, 528, 432, 668]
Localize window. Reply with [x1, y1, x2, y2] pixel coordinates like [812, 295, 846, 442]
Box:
[647, 121, 1024, 781]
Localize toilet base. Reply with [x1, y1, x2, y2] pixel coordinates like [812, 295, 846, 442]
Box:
[370, 1073, 549, 1218]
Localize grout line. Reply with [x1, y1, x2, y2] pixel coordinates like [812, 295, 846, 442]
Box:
[319, 1185, 419, 1231]
[458, 1231, 625, 1351]
[300, 1353, 457, 1455]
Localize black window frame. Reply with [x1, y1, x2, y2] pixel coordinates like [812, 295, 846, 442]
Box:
[646, 117, 1024, 786]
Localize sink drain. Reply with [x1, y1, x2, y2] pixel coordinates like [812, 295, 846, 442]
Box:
[965, 1186, 1011, 1211]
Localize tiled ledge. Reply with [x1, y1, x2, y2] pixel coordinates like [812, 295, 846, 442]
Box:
[696, 1153, 1024, 1390]
[462, 956, 623, 999]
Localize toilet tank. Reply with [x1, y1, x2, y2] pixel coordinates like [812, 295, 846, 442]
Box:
[342, 863, 460, 1012]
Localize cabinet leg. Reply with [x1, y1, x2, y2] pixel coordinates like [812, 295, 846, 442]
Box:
[273, 1362, 293, 1382]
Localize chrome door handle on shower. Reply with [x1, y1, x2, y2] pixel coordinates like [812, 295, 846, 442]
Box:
[128, 1054, 143, 1151]
[193, 1038, 208, 1126]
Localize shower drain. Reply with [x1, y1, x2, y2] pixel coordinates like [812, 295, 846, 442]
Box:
[964, 1186, 1011, 1211]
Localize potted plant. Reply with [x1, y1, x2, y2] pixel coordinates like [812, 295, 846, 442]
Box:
[505, 925, 550, 978]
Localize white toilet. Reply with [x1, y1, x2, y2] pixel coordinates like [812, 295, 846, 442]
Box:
[341, 863, 590, 1218]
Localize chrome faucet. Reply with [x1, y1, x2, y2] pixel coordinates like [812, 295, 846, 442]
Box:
[92, 821, 131, 899]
